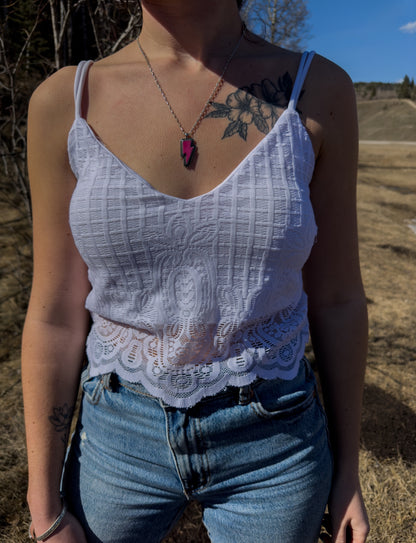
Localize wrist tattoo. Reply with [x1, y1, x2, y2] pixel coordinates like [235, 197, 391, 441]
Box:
[48, 403, 74, 445]
[206, 72, 301, 141]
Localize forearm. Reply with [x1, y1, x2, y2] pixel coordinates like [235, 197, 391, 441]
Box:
[308, 295, 368, 475]
[22, 317, 87, 523]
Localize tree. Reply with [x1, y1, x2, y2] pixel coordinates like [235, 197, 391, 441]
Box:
[0, 0, 45, 216]
[43, 0, 142, 70]
[241, 0, 310, 50]
[84, 0, 142, 60]
[397, 75, 411, 99]
[366, 82, 377, 100]
[0, 0, 142, 218]
[397, 74, 416, 101]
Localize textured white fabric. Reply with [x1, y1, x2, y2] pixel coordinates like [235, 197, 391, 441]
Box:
[68, 52, 317, 408]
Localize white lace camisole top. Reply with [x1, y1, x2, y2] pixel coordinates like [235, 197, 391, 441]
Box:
[68, 51, 317, 408]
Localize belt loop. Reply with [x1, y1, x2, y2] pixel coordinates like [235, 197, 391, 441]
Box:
[102, 372, 119, 392]
[238, 384, 253, 406]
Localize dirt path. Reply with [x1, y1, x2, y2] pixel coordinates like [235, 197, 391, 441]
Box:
[358, 98, 416, 108]
[360, 140, 416, 145]
[404, 98, 416, 110]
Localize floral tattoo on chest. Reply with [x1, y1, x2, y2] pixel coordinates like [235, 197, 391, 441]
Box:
[206, 71, 301, 141]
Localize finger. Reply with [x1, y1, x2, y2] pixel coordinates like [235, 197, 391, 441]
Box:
[332, 523, 349, 543]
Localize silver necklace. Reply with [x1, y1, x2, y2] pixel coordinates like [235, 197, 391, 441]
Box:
[137, 25, 246, 167]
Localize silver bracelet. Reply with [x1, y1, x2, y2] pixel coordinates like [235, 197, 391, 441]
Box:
[28, 501, 67, 541]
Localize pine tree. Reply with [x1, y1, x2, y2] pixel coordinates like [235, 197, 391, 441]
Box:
[397, 75, 411, 99]
[410, 78, 416, 101]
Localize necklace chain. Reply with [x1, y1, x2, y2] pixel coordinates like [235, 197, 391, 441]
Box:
[137, 25, 246, 139]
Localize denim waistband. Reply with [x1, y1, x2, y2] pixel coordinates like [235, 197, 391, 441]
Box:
[97, 371, 258, 407]
[83, 356, 311, 411]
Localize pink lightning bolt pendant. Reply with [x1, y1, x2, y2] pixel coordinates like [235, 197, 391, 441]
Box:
[180, 136, 196, 168]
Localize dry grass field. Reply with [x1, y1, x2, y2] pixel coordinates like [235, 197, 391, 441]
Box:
[1, 125, 415, 540]
[357, 99, 416, 142]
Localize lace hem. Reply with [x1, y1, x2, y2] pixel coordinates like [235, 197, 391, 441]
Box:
[86, 312, 310, 408]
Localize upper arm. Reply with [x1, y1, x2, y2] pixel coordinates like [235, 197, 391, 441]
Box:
[26, 67, 91, 332]
[303, 59, 365, 309]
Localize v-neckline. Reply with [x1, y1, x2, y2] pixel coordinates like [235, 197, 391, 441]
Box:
[73, 107, 313, 202]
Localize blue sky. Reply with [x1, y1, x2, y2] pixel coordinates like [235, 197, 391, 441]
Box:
[306, 0, 416, 82]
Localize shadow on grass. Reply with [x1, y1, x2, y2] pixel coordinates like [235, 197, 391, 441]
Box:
[361, 383, 416, 463]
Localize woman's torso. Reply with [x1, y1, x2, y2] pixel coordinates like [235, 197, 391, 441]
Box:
[67, 39, 325, 407]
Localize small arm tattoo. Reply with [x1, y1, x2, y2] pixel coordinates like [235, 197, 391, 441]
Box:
[48, 403, 74, 445]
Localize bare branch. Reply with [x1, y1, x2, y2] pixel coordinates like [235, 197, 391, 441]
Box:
[244, 0, 310, 50]
[111, 11, 140, 54]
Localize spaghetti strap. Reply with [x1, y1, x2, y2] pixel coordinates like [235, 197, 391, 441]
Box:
[73, 60, 94, 119]
[288, 51, 315, 111]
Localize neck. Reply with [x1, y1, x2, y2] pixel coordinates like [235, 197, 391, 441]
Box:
[139, 1, 243, 65]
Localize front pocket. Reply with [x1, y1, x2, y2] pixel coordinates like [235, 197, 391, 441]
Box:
[251, 380, 317, 420]
[81, 373, 105, 405]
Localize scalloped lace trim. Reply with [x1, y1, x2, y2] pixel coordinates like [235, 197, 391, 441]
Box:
[86, 311, 309, 408]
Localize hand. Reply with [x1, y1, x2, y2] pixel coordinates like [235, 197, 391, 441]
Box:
[327, 474, 370, 543]
[30, 511, 87, 543]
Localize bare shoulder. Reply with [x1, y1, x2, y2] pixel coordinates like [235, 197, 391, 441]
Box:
[28, 65, 78, 134]
[90, 41, 144, 79]
[299, 53, 357, 155]
[30, 65, 77, 106]
[27, 66, 80, 187]
[309, 53, 355, 107]
[248, 43, 357, 155]
[244, 37, 355, 111]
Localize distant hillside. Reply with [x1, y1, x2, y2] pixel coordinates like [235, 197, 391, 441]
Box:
[354, 82, 399, 101]
[357, 99, 416, 142]
[354, 80, 416, 102]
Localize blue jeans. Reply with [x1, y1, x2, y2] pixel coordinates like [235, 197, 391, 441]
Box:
[63, 357, 333, 543]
